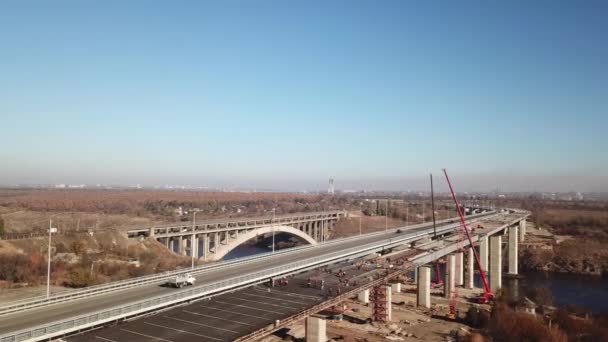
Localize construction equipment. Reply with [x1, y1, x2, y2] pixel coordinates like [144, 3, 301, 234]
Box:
[430, 263, 443, 288]
[443, 168, 494, 319]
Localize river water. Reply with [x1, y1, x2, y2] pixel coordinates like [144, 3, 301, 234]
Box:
[223, 244, 270, 260]
[503, 271, 608, 314]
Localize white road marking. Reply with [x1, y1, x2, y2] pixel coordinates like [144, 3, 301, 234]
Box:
[164, 316, 239, 333]
[252, 287, 322, 300]
[95, 337, 119, 342]
[120, 328, 174, 342]
[212, 300, 288, 314]
[241, 291, 310, 305]
[227, 296, 298, 310]
[182, 309, 255, 326]
[143, 322, 222, 341]
[202, 305, 275, 320]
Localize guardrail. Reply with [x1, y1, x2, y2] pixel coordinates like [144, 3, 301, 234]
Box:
[0, 211, 503, 342]
[0, 211, 496, 315]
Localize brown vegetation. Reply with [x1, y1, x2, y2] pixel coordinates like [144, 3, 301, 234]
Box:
[0, 231, 191, 290]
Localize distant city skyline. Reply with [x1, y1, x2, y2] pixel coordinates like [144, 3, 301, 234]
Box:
[1, 1, 606, 192]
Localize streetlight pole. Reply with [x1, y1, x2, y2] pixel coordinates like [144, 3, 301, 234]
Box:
[191, 211, 197, 269]
[46, 217, 56, 299]
[359, 203, 362, 236]
[322, 207, 325, 244]
[272, 208, 276, 253]
[385, 200, 388, 232]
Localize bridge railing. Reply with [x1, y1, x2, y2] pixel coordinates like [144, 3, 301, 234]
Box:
[0, 211, 495, 316]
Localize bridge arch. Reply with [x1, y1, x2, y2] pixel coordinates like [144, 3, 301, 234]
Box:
[208, 225, 317, 261]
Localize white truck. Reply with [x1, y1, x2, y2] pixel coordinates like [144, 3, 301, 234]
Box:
[167, 273, 196, 288]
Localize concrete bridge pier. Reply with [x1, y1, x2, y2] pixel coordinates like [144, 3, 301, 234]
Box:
[182, 236, 189, 256]
[489, 235, 502, 291]
[519, 219, 526, 242]
[444, 254, 456, 299]
[417, 266, 431, 308]
[358, 289, 369, 304]
[169, 238, 175, 253]
[479, 237, 489, 272]
[191, 234, 198, 258]
[213, 232, 220, 253]
[201, 234, 208, 260]
[464, 247, 474, 289]
[454, 252, 464, 286]
[305, 316, 326, 342]
[508, 225, 518, 275]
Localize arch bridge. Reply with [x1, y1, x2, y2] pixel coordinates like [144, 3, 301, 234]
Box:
[125, 210, 346, 261]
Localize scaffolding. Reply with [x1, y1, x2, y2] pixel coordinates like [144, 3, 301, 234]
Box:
[371, 285, 389, 322]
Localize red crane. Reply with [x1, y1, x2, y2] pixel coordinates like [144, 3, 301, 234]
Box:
[443, 169, 493, 309]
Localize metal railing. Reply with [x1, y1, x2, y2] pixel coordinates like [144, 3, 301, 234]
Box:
[0, 212, 502, 342]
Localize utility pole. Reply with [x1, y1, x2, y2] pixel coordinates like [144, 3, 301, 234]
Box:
[46, 217, 57, 299]
[385, 200, 388, 232]
[359, 202, 362, 236]
[191, 211, 198, 269]
[406, 203, 409, 226]
[322, 207, 325, 243]
[430, 173, 437, 238]
[272, 208, 276, 253]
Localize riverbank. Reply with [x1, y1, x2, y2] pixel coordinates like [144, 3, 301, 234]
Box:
[518, 222, 608, 276]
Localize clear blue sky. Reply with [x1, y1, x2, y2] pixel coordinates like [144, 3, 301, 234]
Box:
[1, 1, 606, 192]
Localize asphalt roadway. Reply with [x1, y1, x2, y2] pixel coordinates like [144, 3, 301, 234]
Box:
[0, 214, 494, 336]
[68, 259, 385, 342]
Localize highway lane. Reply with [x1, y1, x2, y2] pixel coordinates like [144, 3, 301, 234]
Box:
[0, 214, 490, 335]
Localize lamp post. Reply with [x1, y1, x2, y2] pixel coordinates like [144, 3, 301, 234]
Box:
[272, 208, 276, 253]
[385, 200, 388, 232]
[322, 207, 325, 243]
[46, 217, 57, 299]
[191, 210, 199, 269]
[359, 202, 362, 236]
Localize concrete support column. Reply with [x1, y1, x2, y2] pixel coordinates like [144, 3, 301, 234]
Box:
[385, 285, 392, 321]
[202, 234, 209, 260]
[519, 219, 526, 242]
[358, 289, 369, 304]
[192, 234, 198, 258]
[454, 252, 464, 286]
[305, 316, 326, 342]
[444, 254, 455, 299]
[479, 237, 489, 272]
[149, 228, 155, 237]
[490, 235, 502, 292]
[169, 238, 175, 253]
[213, 233, 220, 253]
[178, 236, 185, 255]
[414, 267, 418, 284]
[417, 266, 431, 308]
[508, 226, 518, 275]
[391, 283, 402, 293]
[464, 247, 474, 289]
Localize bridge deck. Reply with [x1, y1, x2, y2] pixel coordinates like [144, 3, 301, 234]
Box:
[68, 259, 389, 342]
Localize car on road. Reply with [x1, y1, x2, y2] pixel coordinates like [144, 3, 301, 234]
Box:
[167, 273, 196, 288]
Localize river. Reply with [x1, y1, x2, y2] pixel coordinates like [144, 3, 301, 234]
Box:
[504, 271, 608, 314]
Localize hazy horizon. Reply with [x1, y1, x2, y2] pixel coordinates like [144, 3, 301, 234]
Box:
[1, 1, 606, 192]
